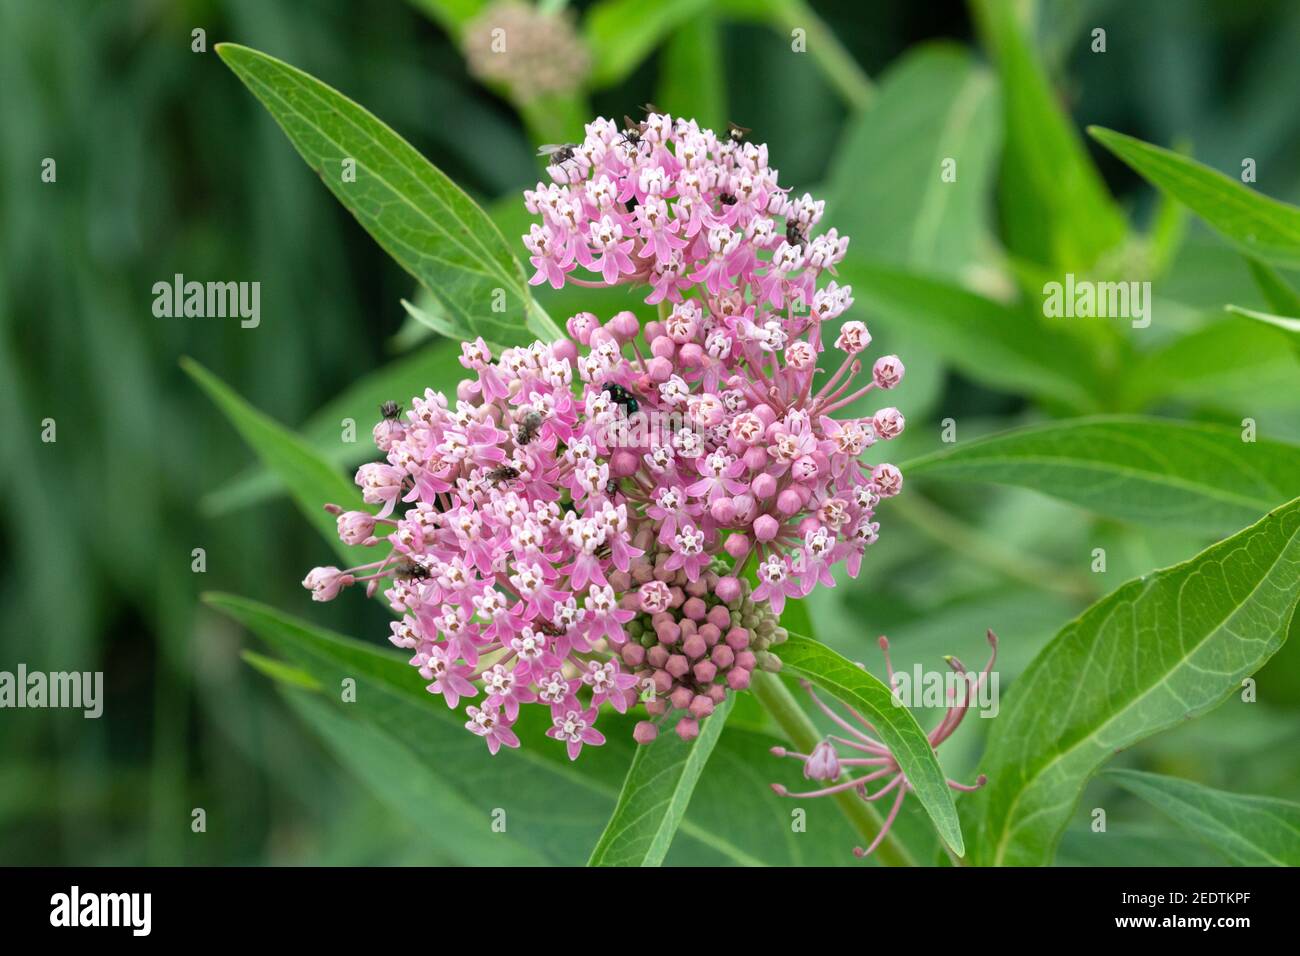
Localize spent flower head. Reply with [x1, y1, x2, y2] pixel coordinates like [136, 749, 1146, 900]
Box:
[770, 631, 998, 858]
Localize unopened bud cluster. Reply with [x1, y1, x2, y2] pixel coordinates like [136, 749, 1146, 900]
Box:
[622, 563, 787, 743]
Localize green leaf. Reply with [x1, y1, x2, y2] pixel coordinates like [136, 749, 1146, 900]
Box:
[1054, 822, 1227, 867]
[972, 0, 1126, 270]
[403, 0, 487, 40]
[214, 43, 560, 345]
[201, 337, 466, 517]
[1225, 305, 1300, 336]
[778, 633, 965, 857]
[1088, 126, 1300, 271]
[837, 261, 1105, 410]
[904, 417, 1300, 536]
[827, 44, 1000, 278]
[966, 497, 1300, 866]
[182, 357, 368, 565]
[241, 650, 322, 691]
[208, 593, 860, 865]
[1121, 317, 1300, 410]
[585, 0, 710, 88]
[1245, 258, 1300, 316]
[587, 694, 734, 866]
[1106, 769, 1300, 866]
[655, 15, 727, 133]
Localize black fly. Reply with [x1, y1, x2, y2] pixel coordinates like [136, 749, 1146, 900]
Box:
[487, 465, 521, 484]
[785, 219, 808, 251]
[601, 381, 640, 415]
[516, 410, 543, 445]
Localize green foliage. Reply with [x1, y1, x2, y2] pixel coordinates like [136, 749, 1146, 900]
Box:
[966, 498, 1300, 866]
[1106, 770, 1300, 866]
[215, 43, 560, 347]
[11, 0, 1300, 869]
[183, 357, 369, 565]
[203, 337, 466, 516]
[1090, 127, 1300, 270]
[209, 593, 860, 865]
[587, 695, 735, 866]
[585, 0, 712, 87]
[827, 45, 1000, 279]
[837, 262, 1105, 409]
[972, 0, 1127, 270]
[905, 417, 1300, 535]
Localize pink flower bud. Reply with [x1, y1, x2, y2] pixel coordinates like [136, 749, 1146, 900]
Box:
[873, 407, 905, 440]
[566, 310, 600, 343]
[724, 533, 750, 559]
[610, 449, 639, 476]
[753, 514, 780, 542]
[679, 343, 704, 367]
[633, 721, 660, 745]
[710, 497, 736, 524]
[336, 511, 376, 546]
[742, 446, 768, 470]
[551, 338, 578, 364]
[715, 576, 742, 602]
[751, 472, 777, 499]
[872, 463, 903, 497]
[689, 694, 715, 718]
[302, 566, 354, 602]
[726, 667, 751, 690]
[650, 335, 676, 360]
[675, 717, 700, 741]
[608, 310, 640, 341]
[777, 488, 803, 515]
[835, 321, 871, 354]
[804, 740, 841, 780]
[645, 356, 673, 382]
[872, 354, 904, 388]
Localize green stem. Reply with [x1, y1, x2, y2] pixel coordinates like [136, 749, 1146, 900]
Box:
[893, 493, 1097, 602]
[771, 0, 873, 112]
[751, 671, 915, 866]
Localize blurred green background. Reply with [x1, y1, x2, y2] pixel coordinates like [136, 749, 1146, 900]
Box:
[2, 0, 1298, 865]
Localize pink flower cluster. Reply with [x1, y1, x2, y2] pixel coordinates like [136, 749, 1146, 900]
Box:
[303, 114, 905, 759]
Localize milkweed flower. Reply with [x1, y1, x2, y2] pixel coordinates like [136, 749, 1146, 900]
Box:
[769, 631, 997, 858]
[463, 1, 590, 100]
[303, 114, 904, 759]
